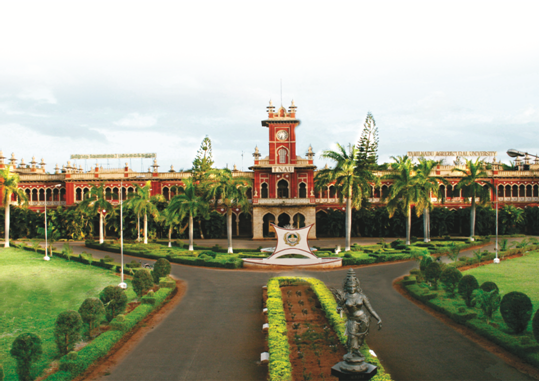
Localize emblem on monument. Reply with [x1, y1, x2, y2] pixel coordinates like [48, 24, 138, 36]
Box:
[284, 232, 301, 246]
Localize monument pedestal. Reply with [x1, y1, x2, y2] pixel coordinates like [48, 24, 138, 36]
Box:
[331, 362, 378, 381]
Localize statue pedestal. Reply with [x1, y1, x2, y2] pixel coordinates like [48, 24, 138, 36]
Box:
[331, 362, 378, 381]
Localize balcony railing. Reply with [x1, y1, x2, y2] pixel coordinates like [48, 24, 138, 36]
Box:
[28, 201, 66, 206]
[255, 198, 314, 206]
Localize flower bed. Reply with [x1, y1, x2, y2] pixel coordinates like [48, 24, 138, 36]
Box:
[266, 276, 392, 381]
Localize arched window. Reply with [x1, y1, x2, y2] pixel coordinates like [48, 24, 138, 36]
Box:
[293, 213, 305, 228]
[498, 185, 504, 198]
[519, 185, 525, 197]
[39, 189, 45, 201]
[526, 185, 532, 197]
[534, 185, 539, 198]
[329, 185, 336, 198]
[373, 186, 380, 198]
[277, 179, 289, 198]
[32, 189, 38, 202]
[513, 185, 518, 197]
[25, 189, 31, 202]
[439, 185, 446, 199]
[60, 188, 66, 201]
[278, 148, 288, 164]
[163, 187, 170, 200]
[261, 183, 268, 198]
[299, 183, 307, 198]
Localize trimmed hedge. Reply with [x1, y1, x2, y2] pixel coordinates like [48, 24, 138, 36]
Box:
[267, 277, 392, 381]
[44, 283, 175, 381]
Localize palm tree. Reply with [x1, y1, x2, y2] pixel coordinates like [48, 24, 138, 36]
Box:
[125, 181, 164, 244]
[78, 183, 113, 244]
[205, 168, 251, 253]
[1, 166, 28, 247]
[382, 156, 419, 246]
[415, 158, 448, 242]
[452, 158, 493, 240]
[168, 178, 209, 251]
[315, 144, 375, 251]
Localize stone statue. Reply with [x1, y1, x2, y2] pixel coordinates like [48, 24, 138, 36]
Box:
[331, 269, 382, 375]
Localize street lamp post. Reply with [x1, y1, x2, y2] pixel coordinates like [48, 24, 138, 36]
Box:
[119, 175, 145, 289]
[44, 184, 62, 261]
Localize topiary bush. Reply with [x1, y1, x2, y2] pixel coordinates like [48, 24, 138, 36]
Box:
[424, 262, 442, 290]
[152, 258, 171, 284]
[472, 288, 500, 320]
[133, 269, 154, 298]
[10, 333, 42, 381]
[500, 291, 533, 334]
[419, 256, 433, 272]
[78, 298, 105, 337]
[99, 286, 128, 322]
[458, 275, 479, 307]
[54, 310, 83, 356]
[532, 309, 539, 344]
[480, 281, 499, 293]
[440, 267, 463, 296]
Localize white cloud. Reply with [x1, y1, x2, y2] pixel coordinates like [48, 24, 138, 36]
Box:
[17, 88, 57, 104]
[114, 113, 157, 128]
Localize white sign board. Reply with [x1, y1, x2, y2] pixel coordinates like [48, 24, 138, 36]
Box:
[272, 166, 294, 173]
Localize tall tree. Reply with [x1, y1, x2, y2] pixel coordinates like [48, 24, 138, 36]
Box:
[383, 156, 419, 245]
[1, 166, 28, 247]
[415, 158, 447, 242]
[168, 178, 209, 251]
[125, 181, 164, 244]
[191, 136, 214, 239]
[78, 183, 113, 244]
[205, 168, 251, 253]
[355, 112, 379, 171]
[452, 158, 493, 240]
[315, 144, 375, 251]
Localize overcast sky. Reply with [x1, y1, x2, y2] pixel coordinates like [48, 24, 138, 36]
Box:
[1, 1, 538, 173]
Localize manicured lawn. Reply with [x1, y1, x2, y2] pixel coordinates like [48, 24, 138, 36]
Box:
[0, 248, 135, 381]
[466, 251, 539, 309]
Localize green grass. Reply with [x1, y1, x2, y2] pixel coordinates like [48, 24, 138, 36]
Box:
[404, 251, 539, 369]
[466, 251, 539, 311]
[0, 248, 135, 381]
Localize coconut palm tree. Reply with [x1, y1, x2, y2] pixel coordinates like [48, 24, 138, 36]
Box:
[1, 166, 28, 247]
[382, 156, 419, 246]
[78, 183, 113, 244]
[205, 168, 251, 253]
[168, 178, 209, 251]
[315, 144, 376, 251]
[125, 181, 164, 244]
[415, 158, 448, 242]
[452, 158, 494, 240]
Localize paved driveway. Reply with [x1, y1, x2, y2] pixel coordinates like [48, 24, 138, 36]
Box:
[47, 240, 535, 380]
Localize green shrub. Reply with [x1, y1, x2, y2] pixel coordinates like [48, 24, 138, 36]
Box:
[480, 281, 499, 293]
[125, 260, 142, 268]
[472, 289, 501, 320]
[159, 276, 176, 289]
[101, 255, 114, 263]
[419, 256, 433, 272]
[532, 309, 539, 344]
[390, 239, 404, 248]
[54, 310, 83, 356]
[152, 258, 171, 284]
[343, 253, 352, 258]
[458, 275, 479, 307]
[132, 269, 154, 297]
[142, 290, 156, 305]
[500, 291, 533, 334]
[10, 333, 43, 381]
[425, 262, 442, 290]
[78, 298, 105, 337]
[440, 267, 463, 296]
[99, 286, 128, 322]
[200, 251, 217, 258]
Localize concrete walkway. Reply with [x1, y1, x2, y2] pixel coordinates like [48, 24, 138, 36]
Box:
[40, 238, 535, 381]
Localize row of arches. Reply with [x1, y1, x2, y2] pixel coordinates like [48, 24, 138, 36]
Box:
[24, 188, 66, 202]
[498, 184, 539, 198]
[260, 180, 307, 199]
[262, 212, 306, 237]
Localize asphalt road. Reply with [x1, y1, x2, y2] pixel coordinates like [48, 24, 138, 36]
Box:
[48, 240, 535, 381]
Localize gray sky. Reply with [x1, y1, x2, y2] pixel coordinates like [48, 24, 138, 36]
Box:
[1, 1, 538, 173]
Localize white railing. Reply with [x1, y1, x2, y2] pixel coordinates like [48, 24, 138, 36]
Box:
[19, 174, 65, 181]
[256, 198, 313, 206]
[28, 201, 66, 206]
[315, 198, 342, 204]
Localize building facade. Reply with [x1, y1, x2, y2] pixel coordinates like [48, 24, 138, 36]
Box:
[2, 102, 539, 240]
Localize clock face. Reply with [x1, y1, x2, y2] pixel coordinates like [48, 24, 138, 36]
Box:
[276, 130, 288, 141]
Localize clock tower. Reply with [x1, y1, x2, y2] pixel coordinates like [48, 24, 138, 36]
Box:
[250, 100, 317, 240]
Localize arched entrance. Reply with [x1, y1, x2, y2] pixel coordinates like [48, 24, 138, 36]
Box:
[263, 213, 275, 237]
[278, 213, 290, 227]
[293, 213, 305, 229]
